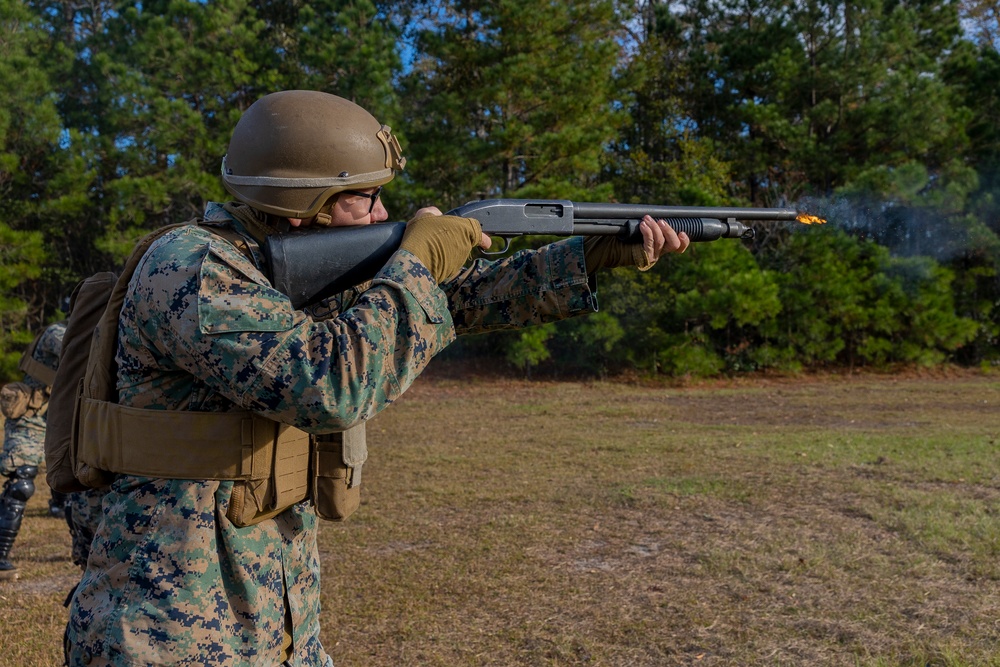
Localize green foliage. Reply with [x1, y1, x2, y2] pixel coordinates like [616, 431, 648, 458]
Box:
[400, 0, 624, 208]
[2, 0, 999, 379]
[0, 223, 44, 292]
[877, 256, 979, 365]
[757, 225, 979, 369]
[0, 150, 45, 371]
[659, 0, 969, 204]
[951, 260, 1000, 364]
[504, 323, 555, 376]
[536, 311, 625, 377]
[0, 0, 75, 370]
[0, 222, 45, 368]
[655, 332, 726, 378]
[758, 227, 876, 368]
[607, 241, 781, 376]
[515, 221, 983, 378]
[608, 4, 736, 207]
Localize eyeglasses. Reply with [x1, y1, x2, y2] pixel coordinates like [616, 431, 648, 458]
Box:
[341, 186, 383, 214]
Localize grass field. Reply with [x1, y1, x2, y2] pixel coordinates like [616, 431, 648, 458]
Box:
[3, 369, 999, 666]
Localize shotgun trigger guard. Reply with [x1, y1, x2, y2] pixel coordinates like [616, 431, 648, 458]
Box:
[480, 235, 514, 256]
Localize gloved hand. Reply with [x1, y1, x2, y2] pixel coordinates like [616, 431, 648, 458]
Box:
[400, 215, 483, 283]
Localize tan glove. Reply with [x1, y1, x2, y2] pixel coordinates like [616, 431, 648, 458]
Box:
[400, 215, 483, 283]
[583, 236, 655, 273]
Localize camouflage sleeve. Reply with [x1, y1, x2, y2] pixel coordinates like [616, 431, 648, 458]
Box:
[20, 321, 66, 389]
[444, 236, 598, 335]
[120, 227, 455, 432]
[34, 321, 66, 362]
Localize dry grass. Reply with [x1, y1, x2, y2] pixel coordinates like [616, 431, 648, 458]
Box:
[3, 370, 1000, 666]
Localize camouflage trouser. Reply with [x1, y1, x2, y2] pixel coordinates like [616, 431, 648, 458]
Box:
[65, 488, 105, 569]
[1, 414, 46, 474]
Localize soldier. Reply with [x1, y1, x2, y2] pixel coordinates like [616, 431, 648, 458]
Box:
[64, 90, 688, 666]
[0, 320, 66, 581]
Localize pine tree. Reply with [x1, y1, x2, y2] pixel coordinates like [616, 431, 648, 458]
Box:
[399, 0, 626, 207]
[610, 1, 736, 206]
[0, 0, 83, 372]
[672, 0, 969, 203]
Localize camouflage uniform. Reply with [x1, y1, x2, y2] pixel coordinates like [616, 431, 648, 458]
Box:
[64, 488, 105, 569]
[0, 322, 104, 578]
[0, 321, 65, 472]
[66, 204, 595, 666]
[0, 321, 65, 580]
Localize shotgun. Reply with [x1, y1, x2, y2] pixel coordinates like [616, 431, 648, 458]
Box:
[265, 198, 799, 309]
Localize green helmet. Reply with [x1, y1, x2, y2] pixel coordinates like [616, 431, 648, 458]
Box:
[221, 90, 406, 218]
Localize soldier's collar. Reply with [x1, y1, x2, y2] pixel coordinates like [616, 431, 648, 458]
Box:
[221, 201, 289, 244]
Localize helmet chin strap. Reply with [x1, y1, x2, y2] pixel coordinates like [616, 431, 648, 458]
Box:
[310, 198, 339, 227]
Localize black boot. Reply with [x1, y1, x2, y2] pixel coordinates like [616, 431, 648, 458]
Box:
[0, 465, 38, 581]
[49, 489, 68, 519]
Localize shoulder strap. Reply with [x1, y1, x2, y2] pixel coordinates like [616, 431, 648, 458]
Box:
[201, 222, 255, 260]
[69, 221, 358, 527]
[81, 220, 256, 404]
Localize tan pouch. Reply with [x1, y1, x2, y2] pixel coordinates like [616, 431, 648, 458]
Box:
[312, 424, 367, 521]
[227, 423, 312, 527]
[0, 383, 29, 419]
[0, 382, 45, 419]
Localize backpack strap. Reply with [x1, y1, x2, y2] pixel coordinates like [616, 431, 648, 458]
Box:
[200, 222, 256, 261]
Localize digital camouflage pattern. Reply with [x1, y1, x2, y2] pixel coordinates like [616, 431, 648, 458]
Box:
[66, 203, 596, 667]
[65, 487, 104, 569]
[1, 321, 65, 473]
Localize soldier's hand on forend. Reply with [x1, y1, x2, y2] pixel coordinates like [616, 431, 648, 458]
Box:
[642, 215, 689, 261]
[400, 214, 486, 283]
[584, 215, 689, 273]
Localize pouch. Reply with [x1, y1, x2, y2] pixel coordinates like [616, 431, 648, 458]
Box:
[312, 424, 367, 521]
[1, 382, 45, 419]
[227, 423, 311, 527]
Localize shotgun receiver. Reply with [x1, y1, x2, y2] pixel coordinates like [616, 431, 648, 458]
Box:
[264, 199, 799, 309]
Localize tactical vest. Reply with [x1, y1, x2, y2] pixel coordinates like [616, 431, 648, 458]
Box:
[68, 222, 366, 526]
